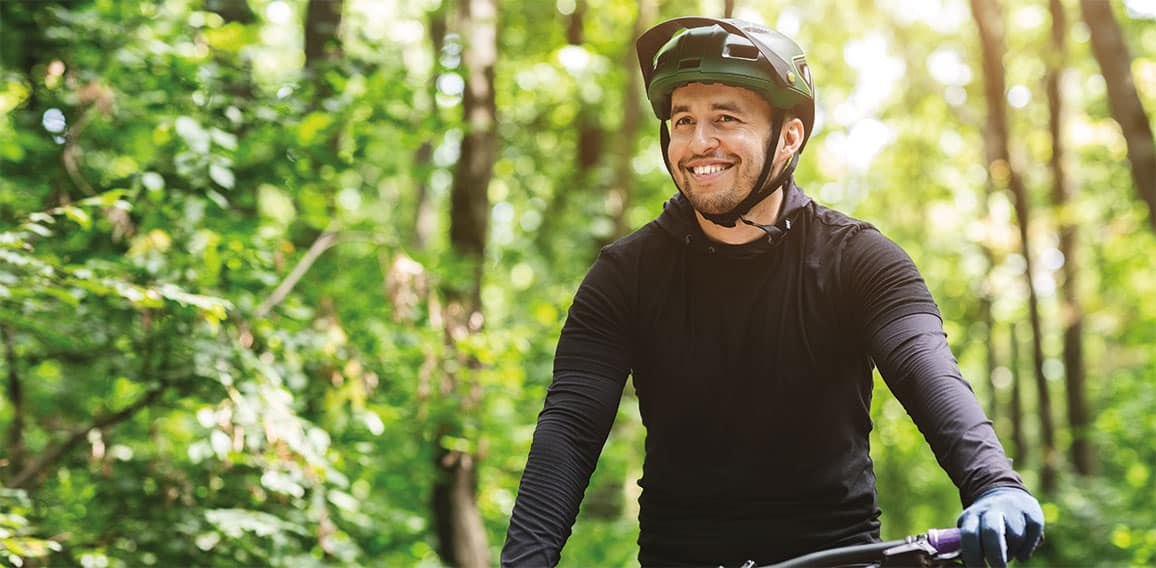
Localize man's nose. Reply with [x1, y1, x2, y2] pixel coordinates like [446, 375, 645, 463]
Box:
[689, 122, 720, 154]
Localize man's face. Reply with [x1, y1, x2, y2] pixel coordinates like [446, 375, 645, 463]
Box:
[667, 82, 774, 216]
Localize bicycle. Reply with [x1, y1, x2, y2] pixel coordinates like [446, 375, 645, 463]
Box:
[741, 528, 962, 568]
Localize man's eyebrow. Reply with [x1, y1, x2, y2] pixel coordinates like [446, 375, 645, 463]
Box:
[670, 101, 745, 116]
[710, 101, 743, 113]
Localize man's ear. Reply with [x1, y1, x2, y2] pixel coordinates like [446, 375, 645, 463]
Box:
[779, 117, 805, 157]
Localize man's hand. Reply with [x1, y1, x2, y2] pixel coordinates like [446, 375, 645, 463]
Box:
[957, 487, 1045, 567]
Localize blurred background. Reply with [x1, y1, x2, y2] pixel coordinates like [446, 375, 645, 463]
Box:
[1, 0, 1154, 565]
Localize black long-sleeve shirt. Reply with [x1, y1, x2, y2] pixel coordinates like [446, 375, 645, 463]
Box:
[502, 182, 1025, 566]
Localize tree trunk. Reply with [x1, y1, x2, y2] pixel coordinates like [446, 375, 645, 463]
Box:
[413, 9, 448, 251]
[981, 296, 999, 425]
[1079, 0, 1156, 231]
[1049, 0, 1094, 476]
[570, 1, 602, 175]
[724, 0, 736, 18]
[538, 0, 605, 255]
[606, 0, 654, 242]
[1010, 323, 1027, 466]
[433, 0, 497, 565]
[301, 0, 345, 227]
[204, 0, 255, 24]
[969, 0, 1057, 493]
[205, 0, 257, 100]
[448, 0, 496, 273]
[305, 0, 344, 70]
[3, 324, 25, 477]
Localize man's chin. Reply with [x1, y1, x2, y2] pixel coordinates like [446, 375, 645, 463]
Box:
[685, 194, 738, 216]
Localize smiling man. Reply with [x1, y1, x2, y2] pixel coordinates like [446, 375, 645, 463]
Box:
[502, 17, 1044, 568]
[667, 81, 797, 244]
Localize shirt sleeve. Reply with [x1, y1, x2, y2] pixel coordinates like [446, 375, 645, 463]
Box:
[840, 227, 1026, 507]
[500, 248, 633, 567]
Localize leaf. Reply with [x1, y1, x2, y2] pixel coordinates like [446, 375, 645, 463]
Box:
[0, 249, 37, 268]
[209, 163, 235, 189]
[194, 531, 220, 552]
[0, 232, 26, 248]
[297, 112, 333, 144]
[141, 172, 165, 192]
[156, 283, 234, 316]
[201, 22, 254, 52]
[175, 116, 210, 153]
[257, 184, 296, 225]
[204, 509, 308, 539]
[439, 435, 474, 454]
[209, 128, 238, 151]
[93, 188, 129, 207]
[21, 223, 52, 238]
[62, 206, 91, 229]
[209, 430, 231, 460]
[260, 470, 305, 498]
[206, 190, 230, 209]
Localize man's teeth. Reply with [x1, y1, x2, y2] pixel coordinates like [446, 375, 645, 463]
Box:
[692, 164, 729, 175]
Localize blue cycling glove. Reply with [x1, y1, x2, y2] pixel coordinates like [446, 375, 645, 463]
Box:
[957, 487, 1045, 567]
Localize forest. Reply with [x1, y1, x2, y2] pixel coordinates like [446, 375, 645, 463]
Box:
[1, 0, 1154, 566]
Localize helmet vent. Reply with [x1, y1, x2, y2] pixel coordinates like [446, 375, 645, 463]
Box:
[725, 43, 760, 61]
[678, 58, 701, 70]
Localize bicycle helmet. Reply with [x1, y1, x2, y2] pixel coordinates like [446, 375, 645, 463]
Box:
[636, 17, 815, 228]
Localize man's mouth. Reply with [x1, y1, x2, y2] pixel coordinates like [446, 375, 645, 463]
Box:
[687, 162, 734, 180]
[692, 164, 731, 175]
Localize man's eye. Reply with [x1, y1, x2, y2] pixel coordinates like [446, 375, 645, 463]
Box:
[718, 115, 738, 123]
[674, 117, 693, 126]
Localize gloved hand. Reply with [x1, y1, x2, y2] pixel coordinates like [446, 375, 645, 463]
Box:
[957, 487, 1045, 567]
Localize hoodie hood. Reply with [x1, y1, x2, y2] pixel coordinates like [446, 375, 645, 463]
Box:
[654, 178, 812, 259]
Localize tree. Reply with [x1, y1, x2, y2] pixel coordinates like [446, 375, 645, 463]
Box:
[1048, 0, 1093, 476]
[1009, 323, 1027, 467]
[433, 0, 498, 564]
[2, 1, 1156, 566]
[1079, 0, 1156, 232]
[969, 0, 1057, 493]
[411, 8, 449, 251]
[607, 0, 654, 241]
[306, 0, 345, 70]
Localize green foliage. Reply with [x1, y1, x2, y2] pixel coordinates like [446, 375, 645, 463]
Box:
[0, 0, 1154, 566]
[0, 489, 62, 566]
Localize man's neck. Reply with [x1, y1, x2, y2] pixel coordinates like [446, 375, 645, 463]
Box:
[695, 185, 785, 245]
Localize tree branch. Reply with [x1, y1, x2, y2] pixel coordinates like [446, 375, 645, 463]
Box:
[7, 384, 167, 489]
[254, 229, 340, 319]
[61, 143, 96, 196]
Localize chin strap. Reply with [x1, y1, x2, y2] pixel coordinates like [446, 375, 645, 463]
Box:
[711, 150, 797, 229]
[740, 212, 793, 246]
[660, 113, 797, 229]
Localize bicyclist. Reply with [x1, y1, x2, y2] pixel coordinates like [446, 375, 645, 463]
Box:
[502, 16, 1044, 568]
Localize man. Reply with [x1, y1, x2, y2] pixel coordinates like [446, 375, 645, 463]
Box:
[502, 17, 1044, 568]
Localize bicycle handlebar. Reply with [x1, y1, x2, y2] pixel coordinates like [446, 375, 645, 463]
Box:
[755, 528, 962, 568]
[925, 528, 961, 554]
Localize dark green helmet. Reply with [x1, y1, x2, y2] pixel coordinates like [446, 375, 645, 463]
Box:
[637, 17, 815, 151]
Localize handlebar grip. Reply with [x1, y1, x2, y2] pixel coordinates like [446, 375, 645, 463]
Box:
[927, 528, 962, 554]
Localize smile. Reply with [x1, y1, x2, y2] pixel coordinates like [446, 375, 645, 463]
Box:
[689, 163, 733, 177]
[693, 164, 730, 175]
